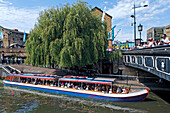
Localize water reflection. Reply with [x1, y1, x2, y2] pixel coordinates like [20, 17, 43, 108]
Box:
[0, 83, 170, 113]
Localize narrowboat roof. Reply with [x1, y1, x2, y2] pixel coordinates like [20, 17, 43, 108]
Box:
[8, 74, 54, 80]
[59, 77, 114, 85]
[21, 75, 54, 80]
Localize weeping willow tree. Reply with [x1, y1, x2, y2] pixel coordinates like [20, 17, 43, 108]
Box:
[26, 1, 113, 68]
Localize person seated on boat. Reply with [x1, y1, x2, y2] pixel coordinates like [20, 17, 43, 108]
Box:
[50, 81, 54, 86]
[67, 83, 70, 88]
[30, 79, 33, 84]
[80, 86, 84, 90]
[45, 80, 50, 85]
[31, 79, 35, 84]
[113, 86, 117, 93]
[70, 83, 74, 88]
[109, 88, 112, 94]
[116, 86, 122, 93]
[106, 86, 110, 93]
[91, 85, 94, 90]
[95, 86, 98, 91]
[83, 85, 86, 90]
[74, 85, 78, 89]
[122, 88, 127, 94]
[61, 82, 64, 87]
[53, 82, 57, 87]
[98, 86, 101, 91]
[65, 82, 68, 87]
[39, 80, 43, 85]
[102, 86, 106, 93]
[27, 78, 31, 83]
[35, 80, 39, 85]
[85, 85, 89, 90]
[77, 86, 81, 90]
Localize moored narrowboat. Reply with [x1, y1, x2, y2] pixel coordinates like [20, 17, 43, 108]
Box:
[3, 74, 149, 102]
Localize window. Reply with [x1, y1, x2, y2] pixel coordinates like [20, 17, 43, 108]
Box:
[13, 76, 19, 82]
[6, 76, 11, 80]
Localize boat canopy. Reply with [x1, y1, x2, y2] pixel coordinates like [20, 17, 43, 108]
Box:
[59, 77, 113, 85]
[13, 74, 54, 80]
[34, 74, 57, 77]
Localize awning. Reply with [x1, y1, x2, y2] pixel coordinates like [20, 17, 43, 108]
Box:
[59, 78, 113, 85]
[20, 75, 54, 80]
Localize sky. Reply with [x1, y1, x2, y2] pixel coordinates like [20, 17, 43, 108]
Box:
[0, 0, 170, 42]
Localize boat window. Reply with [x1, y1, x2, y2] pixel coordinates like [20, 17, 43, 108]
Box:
[6, 75, 11, 81]
[13, 76, 19, 82]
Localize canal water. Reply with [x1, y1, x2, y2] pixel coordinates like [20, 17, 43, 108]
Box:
[0, 82, 170, 113]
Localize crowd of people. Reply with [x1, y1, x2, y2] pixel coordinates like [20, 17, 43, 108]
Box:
[128, 34, 170, 50]
[59, 82, 128, 94]
[1, 57, 24, 64]
[20, 78, 128, 94]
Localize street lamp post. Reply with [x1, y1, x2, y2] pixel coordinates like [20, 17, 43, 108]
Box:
[138, 24, 143, 45]
[131, 3, 148, 46]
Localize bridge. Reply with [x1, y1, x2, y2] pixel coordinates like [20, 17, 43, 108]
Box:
[122, 45, 170, 81]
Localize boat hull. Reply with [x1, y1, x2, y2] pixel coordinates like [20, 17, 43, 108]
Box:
[3, 80, 149, 102]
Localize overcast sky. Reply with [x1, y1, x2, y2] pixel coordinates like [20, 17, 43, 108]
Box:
[0, 0, 170, 42]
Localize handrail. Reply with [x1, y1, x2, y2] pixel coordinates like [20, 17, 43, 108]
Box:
[2, 67, 11, 74]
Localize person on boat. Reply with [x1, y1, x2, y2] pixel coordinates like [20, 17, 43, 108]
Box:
[122, 88, 127, 94]
[53, 82, 57, 87]
[75, 85, 78, 89]
[91, 85, 94, 90]
[71, 83, 74, 88]
[86, 85, 89, 90]
[109, 88, 112, 94]
[50, 81, 54, 86]
[61, 82, 64, 87]
[116, 86, 122, 93]
[65, 82, 68, 87]
[95, 86, 98, 91]
[80, 86, 84, 90]
[102, 86, 106, 93]
[45, 80, 50, 85]
[40, 80, 43, 85]
[35, 79, 39, 85]
[98, 86, 101, 91]
[67, 82, 70, 88]
[30, 79, 33, 84]
[106, 86, 110, 93]
[77, 86, 81, 90]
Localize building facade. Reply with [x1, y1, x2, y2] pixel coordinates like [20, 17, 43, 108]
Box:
[92, 7, 114, 74]
[164, 25, 170, 39]
[0, 26, 28, 63]
[92, 7, 112, 33]
[147, 27, 164, 41]
[0, 26, 28, 48]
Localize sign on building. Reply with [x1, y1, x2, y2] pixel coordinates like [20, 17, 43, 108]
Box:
[164, 25, 170, 38]
[147, 27, 164, 41]
[154, 28, 164, 40]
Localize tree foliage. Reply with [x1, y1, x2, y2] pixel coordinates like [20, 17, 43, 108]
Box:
[26, 1, 110, 68]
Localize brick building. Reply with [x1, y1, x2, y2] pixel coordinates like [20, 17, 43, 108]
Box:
[0, 26, 28, 48]
[92, 7, 112, 33]
[164, 25, 170, 39]
[92, 7, 114, 74]
[0, 26, 28, 62]
[147, 27, 164, 41]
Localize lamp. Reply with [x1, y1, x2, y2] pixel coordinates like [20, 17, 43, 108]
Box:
[138, 24, 143, 44]
[138, 24, 143, 31]
[131, 3, 148, 46]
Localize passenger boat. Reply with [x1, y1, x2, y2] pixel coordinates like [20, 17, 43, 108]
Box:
[3, 74, 149, 102]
